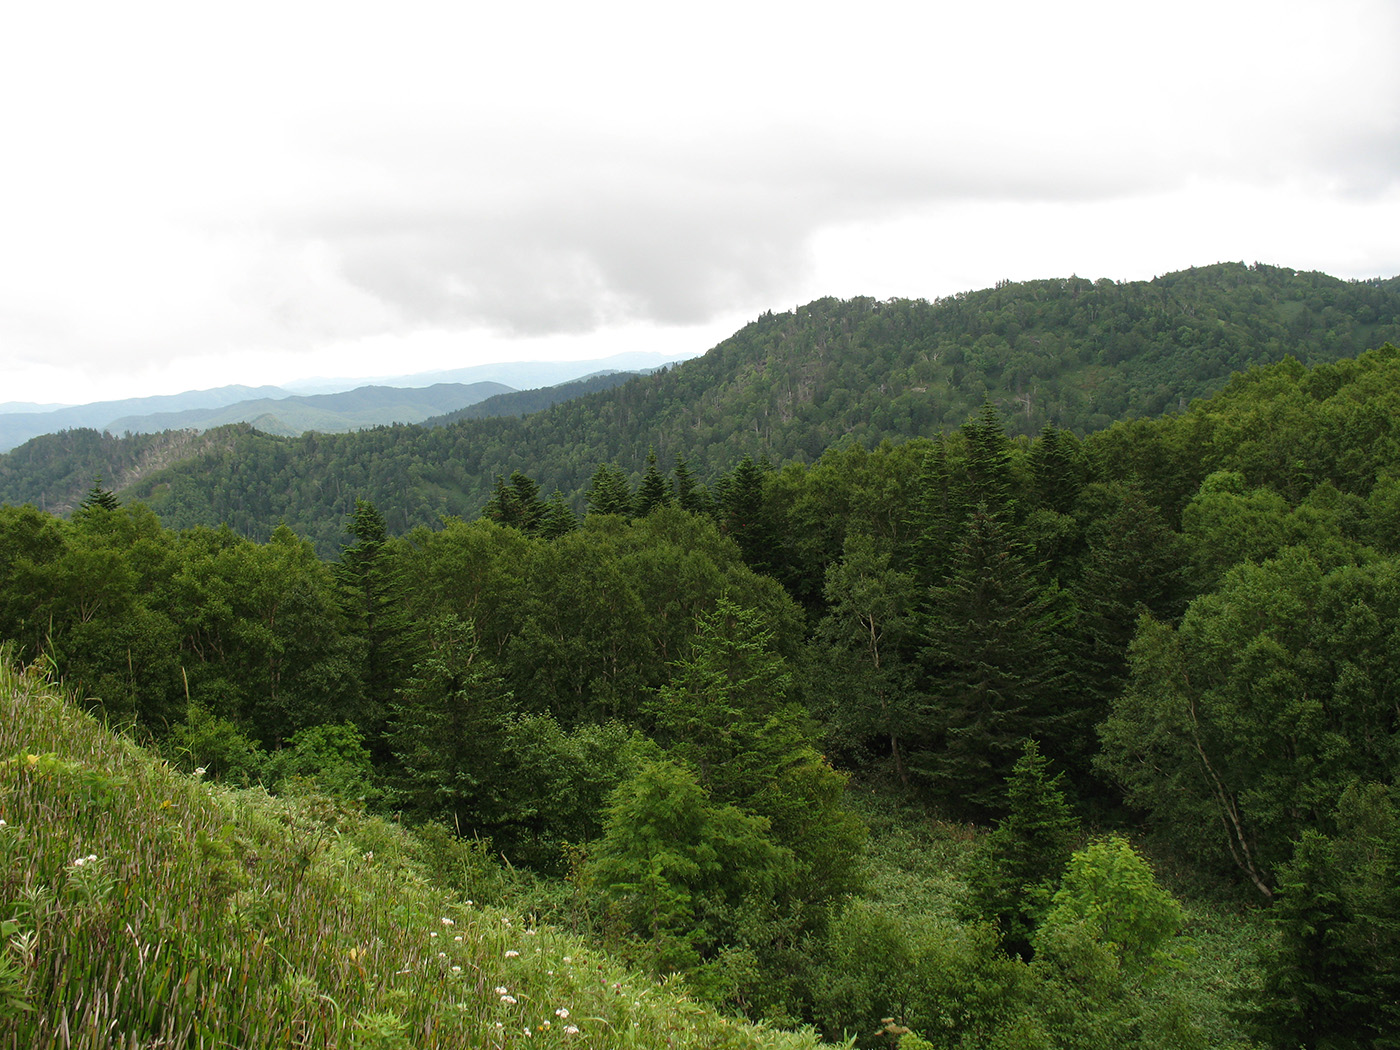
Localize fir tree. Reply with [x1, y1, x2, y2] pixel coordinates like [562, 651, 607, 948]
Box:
[635, 447, 672, 517]
[914, 506, 1074, 815]
[968, 738, 1080, 958]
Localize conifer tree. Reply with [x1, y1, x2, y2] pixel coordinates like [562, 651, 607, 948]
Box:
[914, 506, 1073, 815]
[585, 462, 634, 517]
[538, 490, 578, 539]
[968, 738, 1080, 958]
[635, 447, 672, 517]
[672, 454, 709, 515]
[959, 399, 1018, 523]
[335, 498, 413, 740]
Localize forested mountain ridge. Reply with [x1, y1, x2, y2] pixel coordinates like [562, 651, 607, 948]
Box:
[3, 261, 1397, 553]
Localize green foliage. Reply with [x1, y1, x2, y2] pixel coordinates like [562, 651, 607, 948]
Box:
[913, 508, 1076, 815]
[588, 758, 788, 977]
[0, 655, 835, 1050]
[809, 533, 919, 779]
[968, 739, 1080, 957]
[1099, 547, 1400, 894]
[1251, 783, 1400, 1049]
[1036, 836, 1185, 972]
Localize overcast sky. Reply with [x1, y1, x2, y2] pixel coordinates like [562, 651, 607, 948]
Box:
[3, 0, 1398, 406]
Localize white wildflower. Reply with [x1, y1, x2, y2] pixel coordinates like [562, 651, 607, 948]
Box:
[500, 994, 517, 1004]
[441, 917, 454, 926]
[505, 949, 520, 958]
[495, 986, 509, 996]
[555, 1008, 570, 1019]
[564, 1025, 580, 1035]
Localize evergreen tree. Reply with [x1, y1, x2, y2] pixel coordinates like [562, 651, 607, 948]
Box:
[586, 462, 634, 517]
[77, 476, 120, 513]
[903, 435, 958, 588]
[1253, 784, 1400, 1049]
[635, 447, 672, 517]
[718, 455, 778, 575]
[968, 739, 1080, 958]
[482, 470, 547, 532]
[387, 615, 513, 834]
[672, 454, 710, 515]
[959, 399, 1018, 523]
[914, 507, 1074, 816]
[335, 498, 413, 741]
[538, 490, 579, 539]
[1028, 425, 1088, 515]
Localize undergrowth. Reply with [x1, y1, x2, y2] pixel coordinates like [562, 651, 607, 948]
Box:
[0, 650, 836, 1049]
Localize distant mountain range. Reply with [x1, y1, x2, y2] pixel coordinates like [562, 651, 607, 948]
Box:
[0, 352, 684, 452]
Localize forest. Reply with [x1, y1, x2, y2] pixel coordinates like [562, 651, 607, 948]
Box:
[4, 339, 1400, 1047]
[3, 261, 1399, 555]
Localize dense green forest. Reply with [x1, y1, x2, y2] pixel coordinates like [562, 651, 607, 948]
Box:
[5, 341, 1400, 1046]
[3, 262, 1399, 554]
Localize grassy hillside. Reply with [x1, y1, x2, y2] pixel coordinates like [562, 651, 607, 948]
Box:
[0, 653, 832, 1050]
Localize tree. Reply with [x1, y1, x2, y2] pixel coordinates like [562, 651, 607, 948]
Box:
[1252, 784, 1400, 1049]
[585, 463, 634, 517]
[1098, 548, 1400, 896]
[587, 758, 787, 977]
[481, 471, 546, 532]
[914, 507, 1075, 815]
[959, 399, 1019, 523]
[76, 476, 120, 513]
[335, 499, 414, 741]
[811, 532, 919, 780]
[969, 739, 1080, 958]
[538, 490, 578, 539]
[672, 454, 709, 515]
[649, 596, 866, 908]
[635, 448, 672, 517]
[718, 456, 778, 575]
[387, 616, 513, 834]
[1034, 836, 1185, 973]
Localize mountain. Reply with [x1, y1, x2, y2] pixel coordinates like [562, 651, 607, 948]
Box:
[280, 351, 695, 395]
[0, 385, 290, 452]
[102, 381, 512, 437]
[424, 370, 643, 425]
[4, 262, 1399, 552]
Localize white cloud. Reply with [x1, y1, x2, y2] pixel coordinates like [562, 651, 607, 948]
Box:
[1, 0, 1397, 404]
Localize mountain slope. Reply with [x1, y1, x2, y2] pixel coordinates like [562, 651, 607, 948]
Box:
[103, 381, 512, 436]
[4, 262, 1399, 552]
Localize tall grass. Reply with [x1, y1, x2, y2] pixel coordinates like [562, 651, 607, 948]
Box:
[0, 651, 836, 1049]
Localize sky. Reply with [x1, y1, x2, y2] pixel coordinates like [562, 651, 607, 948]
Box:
[3, 0, 1399, 407]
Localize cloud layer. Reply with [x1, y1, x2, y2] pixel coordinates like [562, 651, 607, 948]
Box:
[3, 1, 1398, 401]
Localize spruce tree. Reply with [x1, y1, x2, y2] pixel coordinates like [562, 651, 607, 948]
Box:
[585, 462, 634, 517]
[335, 498, 413, 741]
[914, 506, 1073, 815]
[538, 490, 578, 538]
[968, 738, 1079, 958]
[635, 447, 672, 517]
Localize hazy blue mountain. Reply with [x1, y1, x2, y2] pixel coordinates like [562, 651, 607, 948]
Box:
[103, 382, 512, 437]
[282, 351, 694, 395]
[0, 386, 292, 452]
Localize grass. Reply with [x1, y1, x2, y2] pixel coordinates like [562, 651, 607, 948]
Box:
[0, 652, 838, 1050]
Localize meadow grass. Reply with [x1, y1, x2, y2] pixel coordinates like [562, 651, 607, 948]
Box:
[0, 652, 837, 1050]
